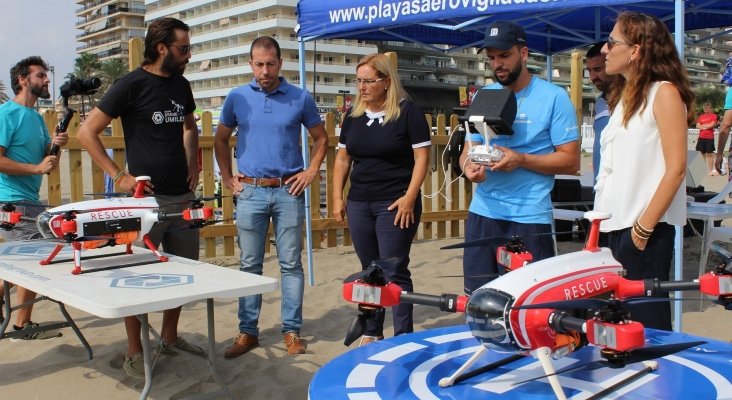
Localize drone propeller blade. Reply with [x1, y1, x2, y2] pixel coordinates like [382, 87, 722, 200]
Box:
[84, 192, 130, 198]
[512, 296, 698, 312]
[436, 273, 500, 279]
[343, 314, 366, 346]
[441, 230, 577, 250]
[620, 341, 707, 365]
[515, 340, 707, 385]
[441, 237, 510, 249]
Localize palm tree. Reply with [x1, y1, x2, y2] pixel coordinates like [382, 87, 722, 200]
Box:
[0, 80, 9, 104]
[98, 58, 128, 97]
[72, 53, 101, 79]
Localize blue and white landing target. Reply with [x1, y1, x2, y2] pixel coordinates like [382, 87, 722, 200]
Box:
[309, 325, 732, 399]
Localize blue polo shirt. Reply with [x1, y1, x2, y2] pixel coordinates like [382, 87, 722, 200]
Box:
[219, 77, 323, 177]
[469, 76, 578, 224]
[0, 100, 51, 203]
[592, 94, 610, 182]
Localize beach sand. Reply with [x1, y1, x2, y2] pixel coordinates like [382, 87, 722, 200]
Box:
[1, 155, 731, 399]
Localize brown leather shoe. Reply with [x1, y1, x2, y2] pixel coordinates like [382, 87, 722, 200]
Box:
[224, 333, 259, 359]
[283, 332, 306, 355]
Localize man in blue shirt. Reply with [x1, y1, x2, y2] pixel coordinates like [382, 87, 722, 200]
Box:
[0, 56, 68, 339]
[459, 21, 580, 294]
[214, 36, 327, 358]
[585, 42, 613, 183]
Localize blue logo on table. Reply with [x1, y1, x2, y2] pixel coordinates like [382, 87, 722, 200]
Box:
[1, 242, 72, 257]
[111, 274, 193, 289]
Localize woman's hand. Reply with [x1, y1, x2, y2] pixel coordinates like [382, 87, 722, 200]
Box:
[333, 198, 347, 226]
[388, 196, 415, 229]
[630, 229, 648, 251]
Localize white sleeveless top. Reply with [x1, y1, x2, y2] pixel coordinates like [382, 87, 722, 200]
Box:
[593, 81, 686, 232]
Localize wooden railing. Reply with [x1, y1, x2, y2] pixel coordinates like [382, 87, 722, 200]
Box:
[40, 110, 472, 258]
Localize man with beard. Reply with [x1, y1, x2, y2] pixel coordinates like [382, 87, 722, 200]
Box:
[459, 21, 579, 294]
[0, 56, 68, 339]
[77, 17, 204, 378]
[585, 42, 613, 182]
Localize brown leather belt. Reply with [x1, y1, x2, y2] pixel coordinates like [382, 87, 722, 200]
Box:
[238, 173, 297, 187]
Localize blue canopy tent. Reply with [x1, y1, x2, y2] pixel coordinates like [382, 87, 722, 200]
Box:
[294, 0, 732, 332]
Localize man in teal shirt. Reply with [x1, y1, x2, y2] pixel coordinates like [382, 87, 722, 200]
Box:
[0, 56, 68, 339]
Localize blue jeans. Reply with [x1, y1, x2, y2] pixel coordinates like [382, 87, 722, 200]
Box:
[235, 184, 305, 336]
[347, 199, 421, 336]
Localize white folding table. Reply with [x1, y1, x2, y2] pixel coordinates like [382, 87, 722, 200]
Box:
[0, 241, 278, 400]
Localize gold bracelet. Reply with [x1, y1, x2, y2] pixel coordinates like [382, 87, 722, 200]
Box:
[632, 224, 651, 240]
[634, 220, 653, 235]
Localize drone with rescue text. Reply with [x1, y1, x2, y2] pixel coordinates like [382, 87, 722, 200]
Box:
[341, 210, 732, 400]
[0, 176, 216, 275]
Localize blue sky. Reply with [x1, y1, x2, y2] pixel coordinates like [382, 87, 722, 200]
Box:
[1, 1, 78, 100]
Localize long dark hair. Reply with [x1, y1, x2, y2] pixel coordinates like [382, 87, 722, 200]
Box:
[142, 17, 190, 67]
[607, 11, 694, 127]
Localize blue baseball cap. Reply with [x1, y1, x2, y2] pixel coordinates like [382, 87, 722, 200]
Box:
[482, 21, 527, 51]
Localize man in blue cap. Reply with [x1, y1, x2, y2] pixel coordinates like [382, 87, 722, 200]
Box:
[459, 21, 580, 294]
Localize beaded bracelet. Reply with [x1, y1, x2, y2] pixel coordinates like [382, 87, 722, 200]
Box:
[632, 223, 651, 240]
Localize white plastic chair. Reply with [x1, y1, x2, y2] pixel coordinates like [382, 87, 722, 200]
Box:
[691, 179, 732, 277]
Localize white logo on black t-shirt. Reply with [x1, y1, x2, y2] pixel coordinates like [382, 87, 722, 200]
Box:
[151, 99, 186, 125]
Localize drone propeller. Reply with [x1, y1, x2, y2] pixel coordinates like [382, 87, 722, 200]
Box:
[1, 201, 53, 209]
[33, 234, 117, 243]
[441, 230, 579, 250]
[165, 218, 235, 233]
[436, 273, 500, 279]
[511, 296, 700, 312]
[157, 194, 228, 208]
[344, 314, 367, 346]
[84, 192, 130, 198]
[514, 340, 707, 385]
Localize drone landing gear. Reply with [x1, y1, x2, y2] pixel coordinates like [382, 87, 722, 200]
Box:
[142, 234, 168, 262]
[533, 346, 568, 400]
[585, 361, 658, 400]
[438, 349, 525, 388]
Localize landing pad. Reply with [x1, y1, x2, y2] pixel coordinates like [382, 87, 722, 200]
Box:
[309, 325, 732, 399]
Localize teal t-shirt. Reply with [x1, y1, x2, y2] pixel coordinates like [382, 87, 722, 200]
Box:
[469, 77, 579, 224]
[0, 100, 51, 203]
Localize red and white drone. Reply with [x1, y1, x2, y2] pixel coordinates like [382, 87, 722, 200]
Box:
[1, 176, 214, 274]
[341, 211, 732, 399]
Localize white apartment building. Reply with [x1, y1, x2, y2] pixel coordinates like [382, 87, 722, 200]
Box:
[144, 0, 376, 110]
[76, 0, 147, 62]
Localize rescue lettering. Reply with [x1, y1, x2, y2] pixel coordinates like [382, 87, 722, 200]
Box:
[563, 276, 608, 300]
[89, 209, 134, 221]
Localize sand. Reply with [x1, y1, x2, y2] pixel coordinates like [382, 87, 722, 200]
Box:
[1, 155, 731, 399]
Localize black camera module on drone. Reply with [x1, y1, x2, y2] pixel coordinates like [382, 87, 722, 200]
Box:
[51, 75, 101, 156]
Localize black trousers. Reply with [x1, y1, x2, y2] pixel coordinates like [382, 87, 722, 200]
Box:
[606, 222, 674, 330]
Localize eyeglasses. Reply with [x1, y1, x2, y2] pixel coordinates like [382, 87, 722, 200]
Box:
[169, 44, 192, 54]
[354, 78, 385, 86]
[606, 37, 632, 50]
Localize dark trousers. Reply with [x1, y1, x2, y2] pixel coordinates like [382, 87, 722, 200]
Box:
[606, 222, 674, 330]
[347, 199, 421, 336]
[463, 213, 555, 295]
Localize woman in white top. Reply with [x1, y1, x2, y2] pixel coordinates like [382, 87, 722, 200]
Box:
[593, 11, 694, 330]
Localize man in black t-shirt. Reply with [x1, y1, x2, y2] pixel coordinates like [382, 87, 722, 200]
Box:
[77, 17, 203, 378]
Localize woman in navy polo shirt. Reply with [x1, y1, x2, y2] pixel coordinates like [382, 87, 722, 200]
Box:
[333, 53, 431, 345]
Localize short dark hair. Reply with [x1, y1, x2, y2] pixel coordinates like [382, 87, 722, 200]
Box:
[10, 56, 48, 95]
[250, 36, 281, 60]
[586, 41, 605, 59]
[143, 17, 190, 66]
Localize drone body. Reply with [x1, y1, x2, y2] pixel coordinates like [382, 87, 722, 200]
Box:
[342, 211, 730, 399]
[21, 176, 214, 274]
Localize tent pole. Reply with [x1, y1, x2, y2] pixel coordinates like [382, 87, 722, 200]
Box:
[299, 38, 315, 287]
[672, 0, 685, 333]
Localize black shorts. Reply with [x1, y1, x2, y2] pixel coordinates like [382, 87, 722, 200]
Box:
[696, 137, 715, 153]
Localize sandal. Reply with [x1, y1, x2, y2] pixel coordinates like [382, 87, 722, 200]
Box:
[359, 335, 384, 347]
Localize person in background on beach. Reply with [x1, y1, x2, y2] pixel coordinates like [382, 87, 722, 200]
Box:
[333, 53, 430, 346]
[696, 102, 719, 175]
[0, 56, 68, 339]
[585, 41, 613, 183]
[715, 54, 732, 178]
[77, 17, 204, 378]
[459, 21, 579, 295]
[214, 36, 327, 358]
[593, 11, 693, 331]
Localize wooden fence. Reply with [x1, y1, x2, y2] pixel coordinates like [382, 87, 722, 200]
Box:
[40, 110, 473, 258]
